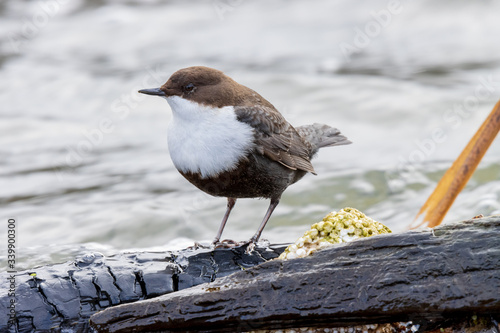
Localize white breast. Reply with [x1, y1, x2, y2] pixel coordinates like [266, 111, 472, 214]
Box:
[165, 96, 255, 179]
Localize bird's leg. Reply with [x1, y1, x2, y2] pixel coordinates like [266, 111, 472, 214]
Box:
[247, 197, 280, 249]
[212, 197, 237, 245]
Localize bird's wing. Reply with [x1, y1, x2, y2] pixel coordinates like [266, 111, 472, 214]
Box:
[234, 105, 316, 174]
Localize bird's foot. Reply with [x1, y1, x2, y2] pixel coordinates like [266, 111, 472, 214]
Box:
[208, 239, 269, 254]
[188, 239, 243, 250]
[212, 239, 255, 254]
[244, 238, 269, 254]
[245, 241, 256, 254]
[212, 239, 241, 249]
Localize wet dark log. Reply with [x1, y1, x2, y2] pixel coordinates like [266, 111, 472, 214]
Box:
[90, 216, 500, 332]
[0, 244, 285, 332]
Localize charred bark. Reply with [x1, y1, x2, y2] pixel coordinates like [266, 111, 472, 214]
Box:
[90, 216, 500, 332]
[0, 244, 284, 332]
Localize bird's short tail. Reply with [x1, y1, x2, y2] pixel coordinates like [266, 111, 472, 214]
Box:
[296, 123, 351, 156]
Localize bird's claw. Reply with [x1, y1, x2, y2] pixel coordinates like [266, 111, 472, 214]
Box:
[212, 239, 241, 249]
[245, 241, 256, 254]
[211, 239, 258, 254]
[244, 236, 270, 254]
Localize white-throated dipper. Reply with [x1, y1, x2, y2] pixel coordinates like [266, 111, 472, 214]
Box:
[139, 66, 351, 248]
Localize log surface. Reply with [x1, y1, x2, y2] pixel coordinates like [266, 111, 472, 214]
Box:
[89, 216, 500, 332]
[0, 243, 284, 332]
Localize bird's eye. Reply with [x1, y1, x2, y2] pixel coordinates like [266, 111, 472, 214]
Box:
[183, 83, 195, 93]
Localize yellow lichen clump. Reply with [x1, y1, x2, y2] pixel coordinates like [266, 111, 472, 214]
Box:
[279, 207, 391, 260]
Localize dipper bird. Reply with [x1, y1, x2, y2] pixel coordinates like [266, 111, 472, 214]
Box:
[139, 66, 351, 247]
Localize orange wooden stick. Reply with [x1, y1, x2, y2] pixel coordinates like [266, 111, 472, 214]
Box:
[412, 99, 500, 229]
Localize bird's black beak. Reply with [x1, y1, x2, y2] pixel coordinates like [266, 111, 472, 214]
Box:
[138, 88, 166, 96]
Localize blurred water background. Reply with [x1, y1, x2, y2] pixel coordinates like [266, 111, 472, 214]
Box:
[1, 0, 500, 270]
